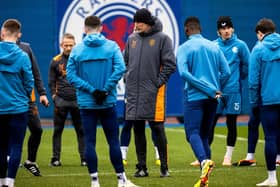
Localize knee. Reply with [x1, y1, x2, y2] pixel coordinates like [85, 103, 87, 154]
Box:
[54, 125, 64, 133]
[186, 129, 199, 142]
[75, 127, 84, 135]
[122, 122, 133, 131]
[150, 123, 164, 134]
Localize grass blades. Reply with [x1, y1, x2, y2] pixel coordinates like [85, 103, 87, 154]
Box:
[15, 125, 273, 187]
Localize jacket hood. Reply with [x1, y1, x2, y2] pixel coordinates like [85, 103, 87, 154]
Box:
[138, 17, 163, 37]
[262, 33, 280, 51]
[83, 33, 106, 47]
[0, 42, 22, 65]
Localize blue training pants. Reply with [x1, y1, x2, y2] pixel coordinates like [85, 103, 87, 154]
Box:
[0, 112, 28, 179]
[184, 99, 217, 163]
[80, 106, 124, 174]
[260, 104, 280, 171]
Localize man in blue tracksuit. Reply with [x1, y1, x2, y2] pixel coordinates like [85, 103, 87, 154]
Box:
[177, 17, 230, 187]
[208, 16, 250, 166]
[249, 18, 280, 187]
[66, 16, 138, 187]
[233, 42, 280, 168]
[0, 19, 34, 187]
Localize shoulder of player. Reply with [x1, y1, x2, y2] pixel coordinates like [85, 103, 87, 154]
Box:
[52, 54, 63, 62]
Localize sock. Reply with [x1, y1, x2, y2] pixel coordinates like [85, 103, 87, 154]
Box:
[6, 178, 14, 187]
[200, 159, 207, 167]
[25, 160, 35, 164]
[245, 153, 255, 160]
[0, 178, 5, 186]
[276, 155, 280, 162]
[120, 146, 128, 160]
[90, 172, 98, 183]
[154, 146, 160, 160]
[268, 170, 277, 182]
[224, 146, 234, 159]
[116, 172, 127, 184]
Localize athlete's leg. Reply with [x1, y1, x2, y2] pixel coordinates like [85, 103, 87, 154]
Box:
[52, 107, 68, 161]
[26, 102, 43, 163]
[70, 107, 85, 162]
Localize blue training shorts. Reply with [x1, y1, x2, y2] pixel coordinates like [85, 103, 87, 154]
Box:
[216, 93, 241, 114]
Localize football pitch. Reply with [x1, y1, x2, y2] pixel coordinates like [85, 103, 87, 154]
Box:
[15, 123, 276, 187]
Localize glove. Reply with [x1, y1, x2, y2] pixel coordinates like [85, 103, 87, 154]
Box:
[92, 90, 108, 105]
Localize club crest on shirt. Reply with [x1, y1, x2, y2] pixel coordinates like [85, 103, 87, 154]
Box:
[131, 40, 137, 48]
[58, 63, 66, 78]
[232, 46, 238, 53]
[149, 39, 156, 47]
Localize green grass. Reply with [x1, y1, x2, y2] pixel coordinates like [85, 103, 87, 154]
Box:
[15, 124, 276, 187]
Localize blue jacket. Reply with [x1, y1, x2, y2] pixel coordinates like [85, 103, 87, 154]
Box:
[249, 33, 280, 106]
[0, 42, 34, 114]
[177, 34, 230, 101]
[214, 34, 249, 93]
[66, 33, 126, 109]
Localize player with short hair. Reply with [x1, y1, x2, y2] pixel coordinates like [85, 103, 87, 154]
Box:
[209, 16, 250, 166]
[177, 16, 230, 187]
[249, 18, 280, 187]
[0, 18, 34, 187]
[66, 15, 138, 187]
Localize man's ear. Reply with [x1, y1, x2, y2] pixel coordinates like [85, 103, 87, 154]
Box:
[0, 31, 3, 40]
[185, 27, 188, 34]
[17, 32, 22, 39]
[60, 41, 63, 48]
[257, 31, 265, 41]
[84, 26, 88, 34]
[99, 25, 103, 32]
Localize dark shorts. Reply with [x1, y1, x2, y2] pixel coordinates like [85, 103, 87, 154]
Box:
[216, 93, 241, 114]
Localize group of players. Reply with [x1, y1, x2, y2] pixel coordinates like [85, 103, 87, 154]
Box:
[0, 7, 280, 187]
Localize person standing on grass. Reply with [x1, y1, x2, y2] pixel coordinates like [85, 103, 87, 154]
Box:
[207, 16, 250, 166]
[1, 19, 50, 177]
[66, 15, 139, 187]
[17, 32, 50, 177]
[233, 56, 280, 166]
[0, 18, 34, 187]
[48, 33, 86, 167]
[232, 95, 260, 166]
[232, 41, 262, 167]
[177, 16, 230, 187]
[124, 8, 176, 178]
[120, 24, 161, 168]
[120, 120, 161, 167]
[249, 18, 280, 187]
